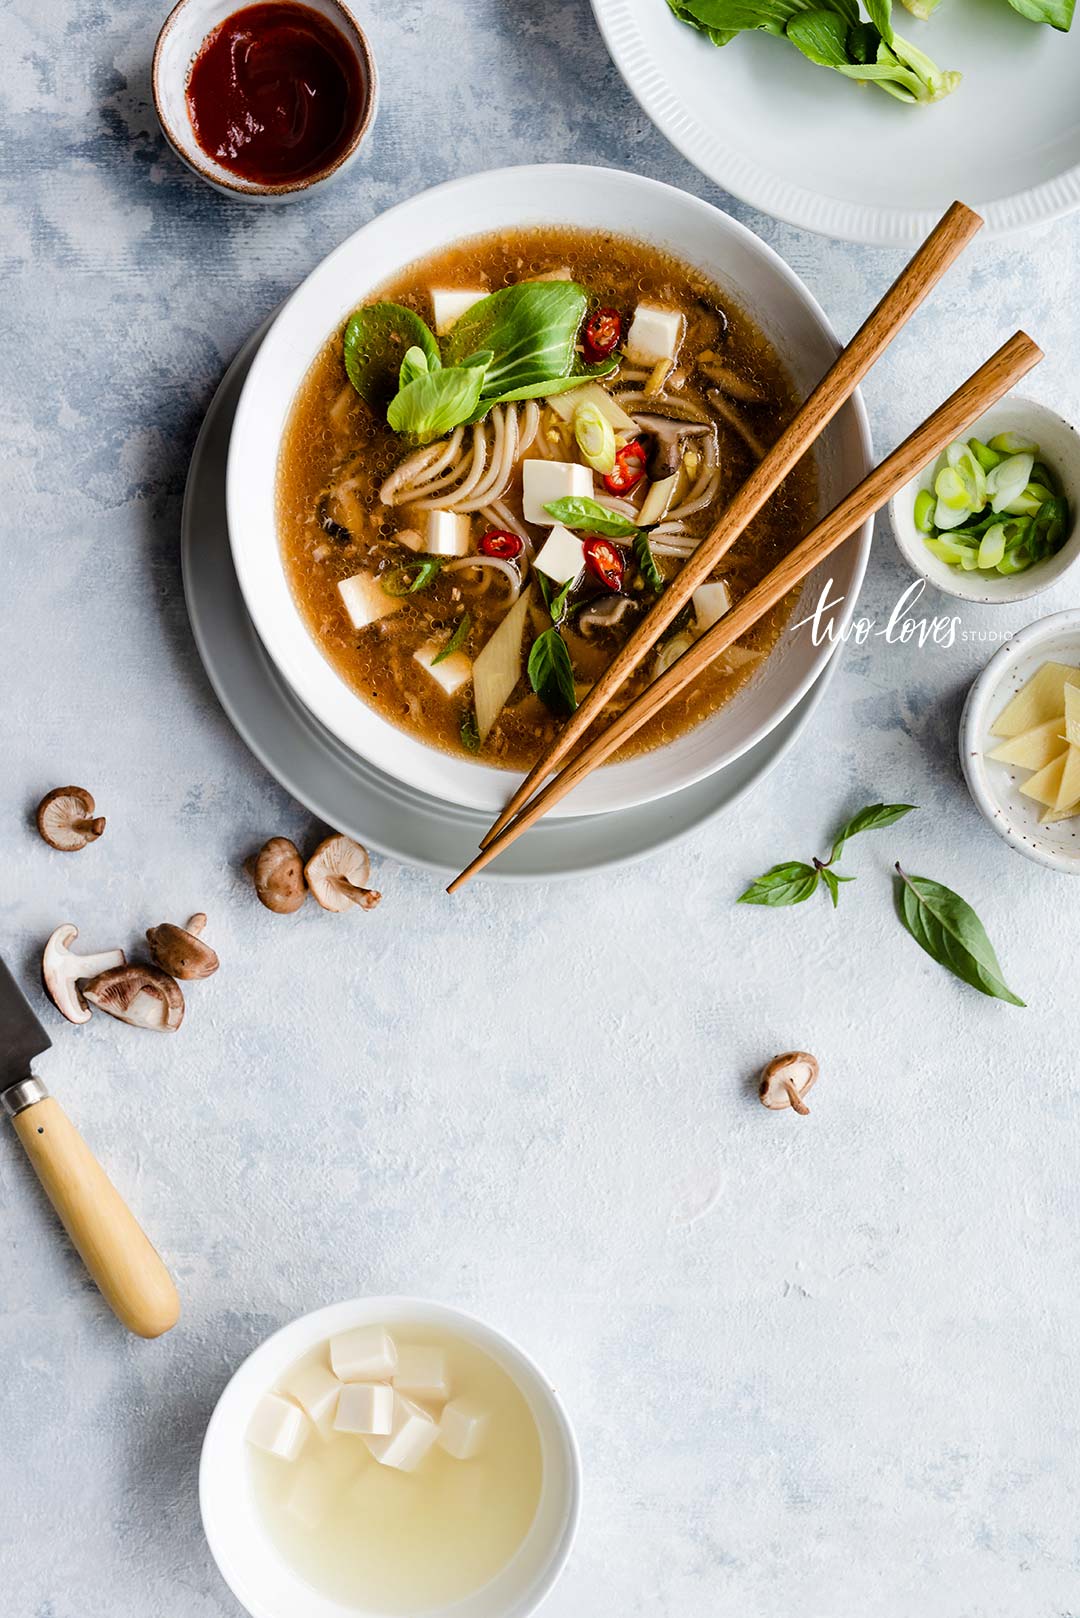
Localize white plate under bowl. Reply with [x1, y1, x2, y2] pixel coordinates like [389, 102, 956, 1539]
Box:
[590, 0, 1080, 244]
[890, 395, 1080, 604]
[183, 325, 844, 882]
[960, 608, 1080, 874]
[227, 164, 872, 819]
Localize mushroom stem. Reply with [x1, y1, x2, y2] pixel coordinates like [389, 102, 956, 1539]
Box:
[784, 1080, 810, 1115]
[78, 816, 106, 837]
[186, 913, 207, 936]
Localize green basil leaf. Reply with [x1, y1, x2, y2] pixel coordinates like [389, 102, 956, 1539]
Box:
[894, 865, 1025, 1006]
[387, 364, 486, 446]
[544, 496, 639, 538]
[399, 344, 432, 389]
[820, 868, 840, 908]
[527, 627, 577, 717]
[444, 281, 588, 399]
[830, 802, 916, 863]
[738, 861, 820, 907]
[632, 530, 664, 593]
[380, 559, 444, 597]
[460, 712, 481, 753]
[538, 573, 574, 626]
[344, 303, 441, 408]
[432, 613, 471, 665]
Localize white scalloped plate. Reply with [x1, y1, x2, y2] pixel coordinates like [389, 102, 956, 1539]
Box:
[591, 0, 1080, 244]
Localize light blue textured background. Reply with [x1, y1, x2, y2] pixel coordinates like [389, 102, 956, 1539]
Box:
[2, 3, 1079, 1615]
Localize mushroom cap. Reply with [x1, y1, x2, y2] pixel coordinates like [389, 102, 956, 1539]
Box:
[35, 787, 105, 852]
[304, 834, 380, 913]
[82, 965, 184, 1032]
[759, 1051, 819, 1113]
[41, 923, 127, 1026]
[252, 837, 306, 914]
[146, 917, 219, 981]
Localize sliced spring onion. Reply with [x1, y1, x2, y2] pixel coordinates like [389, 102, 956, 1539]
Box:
[573, 401, 616, 475]
[969, 438, 1003, 473]
[1032, 496, 1069, 555]
[988, 431, 1038, 456]
[934, 498, 974, 531]
[925, 536, 976, 567]
[380, 558, 444, 596]
[913, 489, 936, 534]
[976, 523, 1007, 570]
[935, 465, 972, 511]
[1002, 481, 1055, 519]
[986, 452, 1035, 514]
[1031, 461, 1057, 492]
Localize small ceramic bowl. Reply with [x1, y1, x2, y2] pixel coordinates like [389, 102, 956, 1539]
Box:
[890, 395, 1080, 605]
[960, 608, 1080, 875]
[153, 0, 378, 201]
[200, 1296, 581, 1618]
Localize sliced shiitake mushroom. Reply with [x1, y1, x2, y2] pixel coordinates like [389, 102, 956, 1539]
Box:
[304, 834, 381, 913]
[35, 787, 106, 851]
[251, 837, 306, 914]
[146, 914, 219, 980]
[759, 1051, 819, 1115]
[83, 964, 184, 1032]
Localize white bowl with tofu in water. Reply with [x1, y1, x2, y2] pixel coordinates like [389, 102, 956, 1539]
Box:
[960, 609, 1080, 875]
[200, 1296, 581, 1618]
[227, 164, 873, 816]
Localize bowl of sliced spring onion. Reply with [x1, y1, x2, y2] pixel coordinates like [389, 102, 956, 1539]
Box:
[889, 397, 1080, 605]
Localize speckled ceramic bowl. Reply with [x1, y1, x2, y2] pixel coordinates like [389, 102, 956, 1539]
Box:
[152, 0, 378, 200]
[960, 608, 1080, 874]
[890, 396, 1080, 606]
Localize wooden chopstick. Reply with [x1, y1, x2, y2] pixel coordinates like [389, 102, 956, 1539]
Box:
[448, 331, 1042, 892]
[478, 199, 984, 849]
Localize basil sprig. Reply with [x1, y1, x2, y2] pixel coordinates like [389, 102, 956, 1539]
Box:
[431, 613, 471, 665]
[739, 802, 916, 909]
[379, 558, 443, 597]
[528, 628, 577, 716]
[894, 865, 1025, 1006]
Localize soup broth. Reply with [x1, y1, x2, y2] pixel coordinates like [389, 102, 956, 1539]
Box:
[278, 228, 818, 768]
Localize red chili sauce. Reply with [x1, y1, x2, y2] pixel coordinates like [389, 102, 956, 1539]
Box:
[186, 2, 366, 186]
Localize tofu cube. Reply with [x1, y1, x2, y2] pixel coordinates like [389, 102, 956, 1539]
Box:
[393, 1345, 450, 1402]
[625, 303, 685, 366]
[365, 1393, 440, 1472]
[431, 288, 486, 336]
[534, 524, 585, 585]
[335, 1382, 394, 1436]
[522, 459, 592, 526]
[692, 580, 732, 635]
[438, 1397, 489, 1461]
[414, 641, 473, 697]
[246, 1393, 308, 1462]
[284, 1360, 342, 1441]
[337, 573, 404, 632]
[331, 1325, 397, 1383]
[424, 510, 472, 558]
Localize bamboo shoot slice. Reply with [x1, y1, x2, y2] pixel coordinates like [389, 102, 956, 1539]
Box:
[991, 662, 1080, 737]
[1018, 749, 1070, 808]
[987, 718, 1068, 771]
[472, 586, 532, 744]
[1054, 745, 1080, 811]
[1041, 798, 1080, 824]
[1065, 685, 1080, 748]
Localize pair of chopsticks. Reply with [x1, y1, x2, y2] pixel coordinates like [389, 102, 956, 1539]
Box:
[448, 202, 1043, 893]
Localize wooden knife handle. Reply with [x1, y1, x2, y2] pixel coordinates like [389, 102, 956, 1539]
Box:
[12, 1096, 180, 1339]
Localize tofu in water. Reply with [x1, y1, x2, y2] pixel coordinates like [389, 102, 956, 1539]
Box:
[335, 1382, 395, 1437]
[337, 573, 404, 632]
[625, 303, 685, 365]
[393, 1345, 450, 1402]
[423, 510, 472, 558]
[522, 459, 592, 526]
[284, 1360, 342, 1441]
[414, 641, 473, 697]
[534, 524, 585, 585]
[431, 288, 485, 336]
[246, 1393, 308, 1462]
[365, 1393, 440, 1472]
[438, 1397, 489, 1461]
[692, 581, 732, 635]
[331, 1325, 398, 1382]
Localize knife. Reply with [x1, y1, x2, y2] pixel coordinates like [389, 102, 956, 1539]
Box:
[1, 956, 180, 1338]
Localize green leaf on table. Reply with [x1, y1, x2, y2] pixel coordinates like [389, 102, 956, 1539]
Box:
[544, 496, 640, 538]
[1004, 0, 1073, 28]
[894, 864, 1025, 1006]
[820, 867, 856, 908]
[830, 802, 916, 863]
[344, 303, 441, 408]
[527, 627, 578, 717]
[738, 861, 820, 907]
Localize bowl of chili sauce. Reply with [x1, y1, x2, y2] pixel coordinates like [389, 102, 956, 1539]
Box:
[153, 0, 377, 198]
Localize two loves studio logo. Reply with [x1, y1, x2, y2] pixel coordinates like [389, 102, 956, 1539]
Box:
[789, 577, 1015, 650]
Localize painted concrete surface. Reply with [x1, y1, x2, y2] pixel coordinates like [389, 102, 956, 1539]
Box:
[2, 2, 1079, 1615]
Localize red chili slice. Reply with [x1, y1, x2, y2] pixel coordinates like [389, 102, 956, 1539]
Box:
[603, 440, 646, 495]
[582, 536, 625, 592]
[479, 529, 524, 560]
[583, 307, 622, 362]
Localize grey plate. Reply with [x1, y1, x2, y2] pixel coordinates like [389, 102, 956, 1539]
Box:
[181, 329, 840, 882]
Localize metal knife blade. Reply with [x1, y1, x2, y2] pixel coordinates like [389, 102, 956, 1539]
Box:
[0, 956, 51, 1093]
